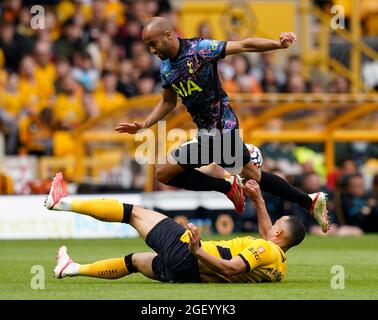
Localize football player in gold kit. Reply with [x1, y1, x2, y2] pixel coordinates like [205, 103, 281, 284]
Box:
[46, 173, 306, 283]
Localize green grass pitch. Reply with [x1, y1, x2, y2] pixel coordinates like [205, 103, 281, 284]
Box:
[1, 234, 377, 300]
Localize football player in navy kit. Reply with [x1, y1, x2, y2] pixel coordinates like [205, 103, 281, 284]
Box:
[115, 17, 329, 232]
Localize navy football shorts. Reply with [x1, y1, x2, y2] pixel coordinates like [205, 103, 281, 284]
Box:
[171, 128, 251, 174]
[146, 218, 201, 283]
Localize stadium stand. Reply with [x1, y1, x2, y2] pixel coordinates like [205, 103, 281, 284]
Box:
[0, 0, 377, 235]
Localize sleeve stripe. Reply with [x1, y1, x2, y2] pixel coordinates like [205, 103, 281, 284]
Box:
[216, 245, 232, 260]
[220, 41, 227, 59]
[238, 254, 250, 272]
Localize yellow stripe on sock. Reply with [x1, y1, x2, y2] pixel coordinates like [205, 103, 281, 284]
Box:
[71, 199, 124, 222]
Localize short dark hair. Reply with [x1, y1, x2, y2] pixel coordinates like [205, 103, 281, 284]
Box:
[345, 173, 363, 185]
[285, 215, 306, 249]
[63, 17, 75, 28]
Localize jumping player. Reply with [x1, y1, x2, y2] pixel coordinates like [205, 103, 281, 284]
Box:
[115, 17, 329, 232]
[46, 173, 306, 283]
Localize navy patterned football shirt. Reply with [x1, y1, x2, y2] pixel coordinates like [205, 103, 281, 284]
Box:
[160, 38, 238, 131]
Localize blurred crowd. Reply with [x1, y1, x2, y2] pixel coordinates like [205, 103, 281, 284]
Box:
[248, 157, 378, 235]
[314, 0, 378, 36]
[1, 0, 376, 156]
[0, 0, 377, 234]
[0, 0, 176, 156]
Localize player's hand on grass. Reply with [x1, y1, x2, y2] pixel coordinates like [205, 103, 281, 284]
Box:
[187, 223, 201, 254]
[115, 121, 145, 134]
[244, 180, 263, 202]
[279, 32, 297, 48]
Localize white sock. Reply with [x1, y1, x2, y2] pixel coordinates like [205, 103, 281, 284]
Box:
[63, 262, 80, 277]
[54, 197, 73, 211]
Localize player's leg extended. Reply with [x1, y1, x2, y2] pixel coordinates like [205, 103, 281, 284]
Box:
[45, 173, 168, 240]
[156, 142, 244, 213]
[54, 246, 158, 280]
[241, 162, 329, 232]
[155, 152, 186, 184]
[156, 153, 231, 193]
[155, 159, 231, 202]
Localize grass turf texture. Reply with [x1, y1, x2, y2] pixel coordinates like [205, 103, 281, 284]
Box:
[0, 234, 377, 300]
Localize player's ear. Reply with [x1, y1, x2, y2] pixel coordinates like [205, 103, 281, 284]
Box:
[165, 30, 172, 40]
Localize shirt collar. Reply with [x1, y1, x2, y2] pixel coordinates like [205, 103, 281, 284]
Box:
[170, 38, 183, 62]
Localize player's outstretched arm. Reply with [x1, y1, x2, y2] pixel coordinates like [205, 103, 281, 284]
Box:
[115, 87, 177, 134]
[225, 32, 296, 55]
[187, 223, 246, 277]
[244, 180, 273, 240]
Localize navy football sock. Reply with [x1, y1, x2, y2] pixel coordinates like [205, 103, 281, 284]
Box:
[167, 170, 231, 194]
[259, 171, 312, 210]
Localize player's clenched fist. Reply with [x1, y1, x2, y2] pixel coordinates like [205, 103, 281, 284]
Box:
[187, 223, 201, 254]
[115, 121, 145, 134]
[279, 32, 297, 48]
[243, 180, 263, 202]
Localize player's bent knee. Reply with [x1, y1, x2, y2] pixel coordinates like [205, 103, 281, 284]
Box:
[131, 252, 158, 279]
[155, 164, 171, 184]
[241, 163, 261, 182]
[129, 204, 145, 216]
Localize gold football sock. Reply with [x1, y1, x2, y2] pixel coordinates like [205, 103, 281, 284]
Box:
[79, 257, 129, 279]
[71, 199, 124, 222]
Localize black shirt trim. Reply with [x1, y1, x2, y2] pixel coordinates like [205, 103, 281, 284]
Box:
[170, 37, 184, 62]
[217, 245, 232, 260]
[238, 254, 251, 272]
[220, 41, 228, 59]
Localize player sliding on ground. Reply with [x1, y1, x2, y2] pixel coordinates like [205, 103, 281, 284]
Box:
[115, 16, 329, 232]
[46, 173, 310, 283]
